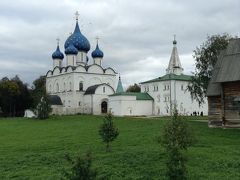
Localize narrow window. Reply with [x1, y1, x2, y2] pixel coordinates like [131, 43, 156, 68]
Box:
[181, 84, 184, 90]
[79, 82, 83, 91]
[103, 86, 105, 93]
[56, 83, 59, 92]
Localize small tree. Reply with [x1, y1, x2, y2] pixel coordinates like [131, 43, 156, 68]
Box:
[188, 34, 231, 105]
[62, 152, 97, 180]
[160, 109, 195, 180]
[99, 113, 119, 152]
[126, 83, 141, 92]
[36, 94, 52, 119]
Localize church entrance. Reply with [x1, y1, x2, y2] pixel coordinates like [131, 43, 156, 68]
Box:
[101, 101, 107, 114]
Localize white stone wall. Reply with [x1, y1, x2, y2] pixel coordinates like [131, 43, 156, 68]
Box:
[46, 64, 117, 115]
[141, 80, 208, 116]
[109, 96, 153, 116]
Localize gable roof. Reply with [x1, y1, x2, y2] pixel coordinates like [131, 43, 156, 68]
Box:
[109, 92, 154, 100]
[140, 73, 192, 84]
[207, 38, 240, 96]
[84, 83, 114, 95]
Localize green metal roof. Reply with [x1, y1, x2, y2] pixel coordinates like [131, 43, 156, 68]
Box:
[109, 92, 154, 100]
[116, 77, 124, 93]
[140, 73, 192, 84]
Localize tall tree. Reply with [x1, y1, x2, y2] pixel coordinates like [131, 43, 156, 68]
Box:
[126, 83, 140, 92]
[0, 76, 32, 116]
[36, 94, 52, 119]
[187, 34, 232, 105]
[31, 76, 46, 107]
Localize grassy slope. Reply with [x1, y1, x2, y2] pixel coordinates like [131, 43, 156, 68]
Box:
[0, 115, 239, 179]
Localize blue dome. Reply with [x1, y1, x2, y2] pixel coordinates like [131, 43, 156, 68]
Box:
[64, 22, 90, 52]
[52, 45, 64, 59]
[91, 44, 104, 58]
[65, 43, 78, 55]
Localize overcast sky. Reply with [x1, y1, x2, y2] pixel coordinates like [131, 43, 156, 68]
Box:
[0, 0, 239, 88]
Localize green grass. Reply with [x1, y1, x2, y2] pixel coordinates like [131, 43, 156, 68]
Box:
[0, 115, 239, 179]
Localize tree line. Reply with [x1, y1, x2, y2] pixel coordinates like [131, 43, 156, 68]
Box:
[0, 75, 46, 117]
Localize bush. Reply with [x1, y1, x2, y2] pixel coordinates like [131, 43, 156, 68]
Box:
[160, 109, 195, 180]
[62, 152, 97, 180]
[99, 113, 119, 152]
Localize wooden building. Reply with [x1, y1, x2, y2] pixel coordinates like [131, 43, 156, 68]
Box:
[207, 38, 240, 128]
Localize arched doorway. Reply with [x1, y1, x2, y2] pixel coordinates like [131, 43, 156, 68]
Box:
[101, 101, 107, 114]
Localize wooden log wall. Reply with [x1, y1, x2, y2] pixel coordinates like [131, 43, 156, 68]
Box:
[223, 81, 240, 127]
[208, 96, 222, 127]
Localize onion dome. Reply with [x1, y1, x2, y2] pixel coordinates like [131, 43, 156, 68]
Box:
[64, 21, 90, 52]
[52, 45, 64, 59]
[65, 43, 78, 55]
[91, 43, 104, 58]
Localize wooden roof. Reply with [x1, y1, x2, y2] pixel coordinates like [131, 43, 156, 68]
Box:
[207, 38, 240, 96]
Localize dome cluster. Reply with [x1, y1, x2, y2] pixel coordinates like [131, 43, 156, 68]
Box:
[52, 19, 104, 60]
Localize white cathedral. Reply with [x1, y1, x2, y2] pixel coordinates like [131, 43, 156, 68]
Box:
[46, 14, 207, 116]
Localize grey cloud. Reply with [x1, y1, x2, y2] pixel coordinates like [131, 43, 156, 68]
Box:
[0, 0, 239, 87]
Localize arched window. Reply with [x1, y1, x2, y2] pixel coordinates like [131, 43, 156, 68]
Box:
[79, 82, 83, 91]
[103, 86, 105, 93]
[69, 82, 72, 91]
[56, 83, 59, 92]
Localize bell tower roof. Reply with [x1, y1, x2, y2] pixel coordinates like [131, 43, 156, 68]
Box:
[166, 35, 183, 75]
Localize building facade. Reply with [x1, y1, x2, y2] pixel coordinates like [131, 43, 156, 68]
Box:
[45, 13, 207, 116]
[46, 14, 118, 115]
[140, 38, 207, 116]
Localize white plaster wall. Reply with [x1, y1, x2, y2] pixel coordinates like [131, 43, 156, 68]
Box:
[46, 66, 117, 115]
[53, 59, 62, 68]
[109, 96, 153, 116]
[66, 55, 76, 66]
[140, 80, 208, 116]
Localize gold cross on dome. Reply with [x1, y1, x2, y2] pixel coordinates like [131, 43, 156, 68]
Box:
[75, 11, 79, 21]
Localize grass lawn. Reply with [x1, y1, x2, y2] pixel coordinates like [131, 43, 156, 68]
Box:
[0, 115, 239, 179]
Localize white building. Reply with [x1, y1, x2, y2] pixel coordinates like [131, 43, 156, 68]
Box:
[46, 14, 118, 115]
[139, 38, 208, 116]
[46, 13, 207, 116]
